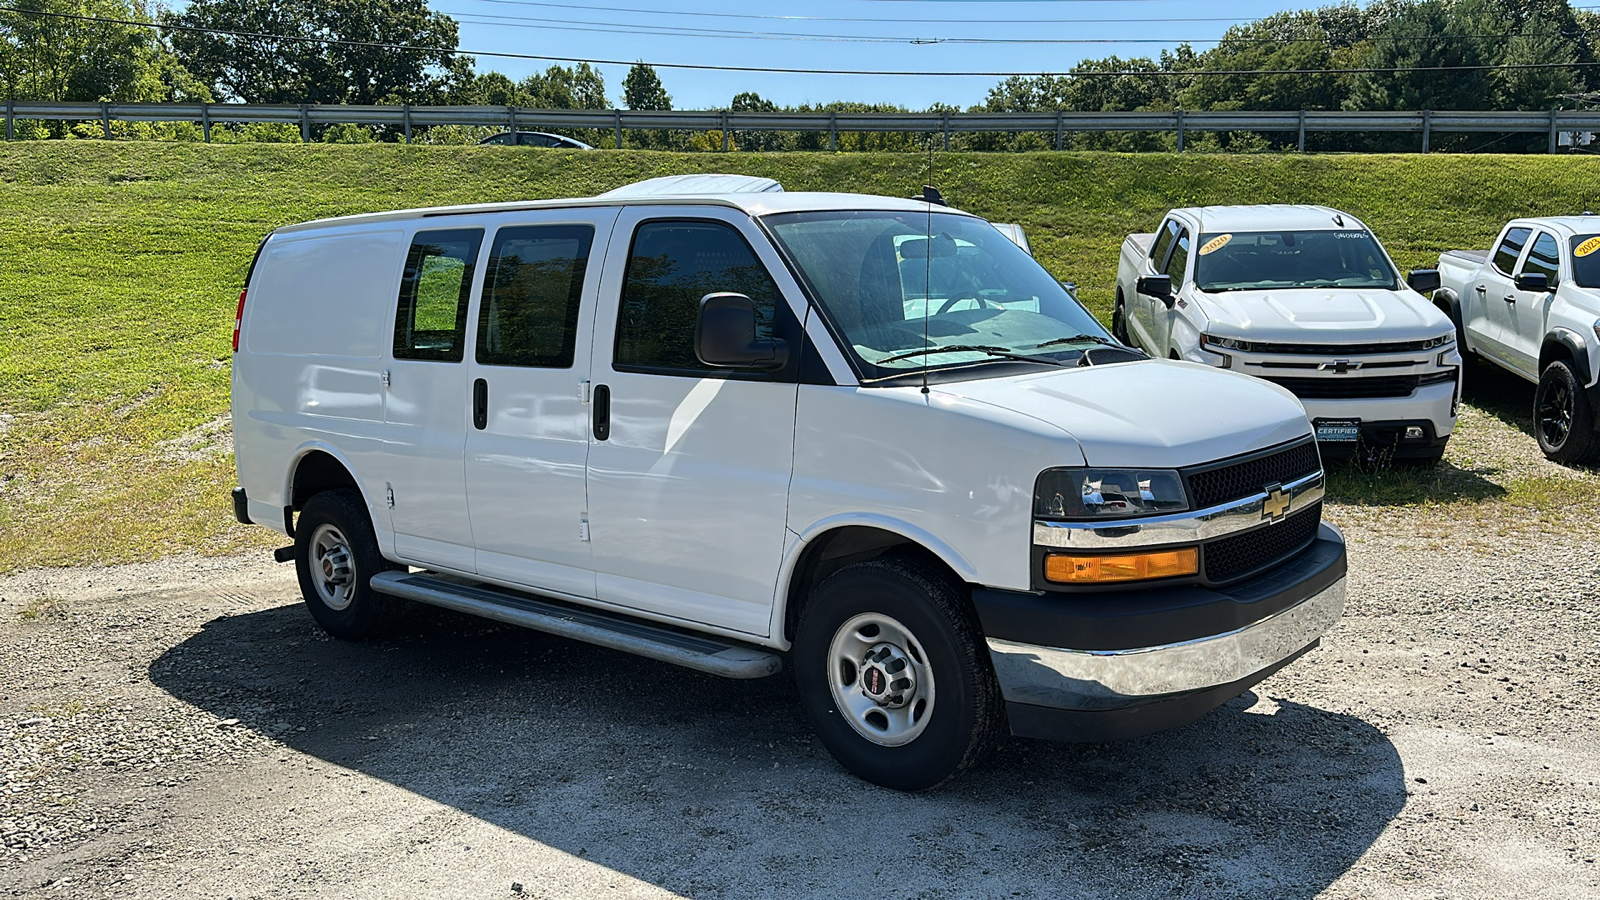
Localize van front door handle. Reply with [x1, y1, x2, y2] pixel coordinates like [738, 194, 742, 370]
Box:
[472, 378, 487, 430]
[592, 384, 610, 441]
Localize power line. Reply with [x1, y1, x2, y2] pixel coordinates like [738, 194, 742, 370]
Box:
[5, 5, 1600, 79]
[455, 0, 1263, 25]
[446, 9, 1595, 47]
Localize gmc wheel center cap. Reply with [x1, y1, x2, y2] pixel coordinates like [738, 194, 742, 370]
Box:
[863, 666, 888, 697]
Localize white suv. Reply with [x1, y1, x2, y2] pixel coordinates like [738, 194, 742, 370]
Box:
[1115, 205, 1461, 464]
[231, 178, 1347, 789]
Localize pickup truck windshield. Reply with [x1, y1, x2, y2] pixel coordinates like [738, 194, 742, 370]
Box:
[1194, 230, 1399, 293]
[1571, 235, 1600, 288]
[764, 210, 1113, 380]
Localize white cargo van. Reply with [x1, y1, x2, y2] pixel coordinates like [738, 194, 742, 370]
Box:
[231, 178, 1347, 790]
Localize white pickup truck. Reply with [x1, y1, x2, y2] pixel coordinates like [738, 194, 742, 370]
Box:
[1115, 205, 1461, 464]
[1436, 216, 1600, 462]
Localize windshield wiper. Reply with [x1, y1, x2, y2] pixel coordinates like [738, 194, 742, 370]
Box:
[1032, 333, 1119, 350]
[877, 344, 1069, 366]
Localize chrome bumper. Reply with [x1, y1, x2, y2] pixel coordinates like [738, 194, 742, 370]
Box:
[986, 575, 1346, 710]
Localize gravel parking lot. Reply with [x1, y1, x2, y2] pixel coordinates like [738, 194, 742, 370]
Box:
[3, 368, 1599, 899]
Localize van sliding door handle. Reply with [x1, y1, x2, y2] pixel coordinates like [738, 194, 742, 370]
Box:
[592, 384, 610, 441]
[472, 378, 488, 430]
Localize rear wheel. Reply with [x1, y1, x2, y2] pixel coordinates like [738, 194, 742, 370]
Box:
[1112, 291, 1130, 344]
[1534, 359, 1597, 464]
[294, 490, 399, 640]
[794, 557, 1002, 791]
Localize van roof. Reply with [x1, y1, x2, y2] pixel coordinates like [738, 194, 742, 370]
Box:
[272, 185, 972, 236]
[1170, 204, 1368, 234]
[598, 173, 783, 197]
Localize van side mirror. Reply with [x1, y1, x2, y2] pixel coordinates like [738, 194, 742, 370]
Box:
[1406, 269, 1442, 295]
[695, 293, 789, 369]
[1136, 274, 1175, 308]
[1514, 271, 1551, 293]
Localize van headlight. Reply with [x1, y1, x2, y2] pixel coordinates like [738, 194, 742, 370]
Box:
[1034, 467, 1190, 520]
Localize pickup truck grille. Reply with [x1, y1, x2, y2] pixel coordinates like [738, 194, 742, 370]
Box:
[1203, 502, 1322, 584]
[1263, 374, 1423, 400]
[1184, 439, 1321, 510]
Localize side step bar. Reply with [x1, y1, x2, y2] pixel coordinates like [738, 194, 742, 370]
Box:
[368, 571, 782, 679]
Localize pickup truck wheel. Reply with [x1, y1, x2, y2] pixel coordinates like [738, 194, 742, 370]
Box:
[1112, 291, 1130, 344]
[1535, 359, 1597, 464]
[294, 489, 399, 640]
[794, 557, 1002, 791]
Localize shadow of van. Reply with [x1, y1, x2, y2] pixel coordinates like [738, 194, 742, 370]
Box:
[150, 603, 1403, 899]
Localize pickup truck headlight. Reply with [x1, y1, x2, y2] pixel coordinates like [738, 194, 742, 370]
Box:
[1419, 333, 1454, 350]
[1034, 467, 1190, 520]
[1201, 334, 1251, 353]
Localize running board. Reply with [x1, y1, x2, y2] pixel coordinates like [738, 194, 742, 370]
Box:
[368, 571, 782, 679]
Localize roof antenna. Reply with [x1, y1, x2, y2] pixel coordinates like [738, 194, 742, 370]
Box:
[1332, 212, 1345, 227]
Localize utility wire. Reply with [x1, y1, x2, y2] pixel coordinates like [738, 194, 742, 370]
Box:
[6, 5, 1600, 79]
[447, 9, 1594, 47]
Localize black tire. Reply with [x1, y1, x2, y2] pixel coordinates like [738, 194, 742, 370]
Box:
[1436, 294, 1471, 359]
[793, 556, 1002, 791]
[1534, 359, 1597, 464]
[294, 489, 399, 640]
[1112, 290, 1130, 344]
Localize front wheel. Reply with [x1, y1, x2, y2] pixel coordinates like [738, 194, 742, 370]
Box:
[294, 489, 399, 640]
[793, 557, 1002, 791]
[1112, 291, 1130, 344]
[1535, 359, 1597, 464]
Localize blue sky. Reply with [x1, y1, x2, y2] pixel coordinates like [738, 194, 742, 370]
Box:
[429, 0, 1329, 110]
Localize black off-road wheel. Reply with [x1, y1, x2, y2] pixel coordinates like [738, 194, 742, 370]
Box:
[1534, 359, 1598, 464]
[793, 556, 1003, 791]
[294, 489, 399, 640]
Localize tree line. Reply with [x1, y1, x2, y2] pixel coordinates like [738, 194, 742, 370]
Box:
[2, 0, 1597, 151]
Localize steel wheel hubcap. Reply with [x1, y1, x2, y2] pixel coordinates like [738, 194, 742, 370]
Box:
[827, 612, 935, 747]
[310, 524, 357, 611]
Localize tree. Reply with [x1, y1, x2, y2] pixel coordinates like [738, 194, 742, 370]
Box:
[729, 91, 787, 151]
[1, 0, 203, 103]
[163, 0, 460, 105]
[622, 62, 670, 110]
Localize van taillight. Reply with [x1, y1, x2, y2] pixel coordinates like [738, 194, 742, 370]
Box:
[232, 289, 247, 353]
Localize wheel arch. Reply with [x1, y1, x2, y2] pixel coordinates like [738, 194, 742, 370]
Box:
[284, 444, 368, 536]
[774, 518, 978, 648]
[1543, 328, 1593, 387]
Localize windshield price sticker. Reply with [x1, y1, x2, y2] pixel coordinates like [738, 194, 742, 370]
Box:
[1576, 236, 1600, 258]
[1199, 234, 1233, 255]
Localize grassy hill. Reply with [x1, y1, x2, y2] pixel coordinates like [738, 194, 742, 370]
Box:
[2, 142, 1598, 570]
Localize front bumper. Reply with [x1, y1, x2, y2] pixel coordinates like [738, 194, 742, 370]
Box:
[976, 523, 1347, 741]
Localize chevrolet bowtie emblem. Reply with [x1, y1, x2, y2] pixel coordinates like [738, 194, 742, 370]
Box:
[1262, 483, 1291, 521]
[1319, 359, 1361, 374]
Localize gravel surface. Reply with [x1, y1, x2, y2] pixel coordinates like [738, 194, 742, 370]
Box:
[2, 370, 1599, 898]
[2, 521, 1597, 899]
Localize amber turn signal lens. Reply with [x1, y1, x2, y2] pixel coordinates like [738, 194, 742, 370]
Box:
[1045, 547, 1199, 584]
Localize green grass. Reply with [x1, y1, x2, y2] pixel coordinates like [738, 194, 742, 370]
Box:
[3, 142, 1600, 570]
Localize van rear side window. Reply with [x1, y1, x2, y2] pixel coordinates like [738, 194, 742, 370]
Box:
[477, 224, 594, 369]
[395, 229, 482, 362]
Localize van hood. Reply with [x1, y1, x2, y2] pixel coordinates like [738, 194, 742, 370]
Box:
[1192, 287, 1452, 343]
[934, 360, 1310, 469]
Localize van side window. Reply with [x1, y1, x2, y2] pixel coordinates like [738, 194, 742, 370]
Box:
[616, 220, 781, 374]
[1492, 227, 1531, 275]
[1149, 220, 1178, 270]
[1521, 232, 1560, 286]
[476, 224, 594, 368]
[1164, 229, 1191, 285]
[394, 229, 482, 362]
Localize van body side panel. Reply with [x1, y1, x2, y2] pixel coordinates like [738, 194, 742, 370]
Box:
[232, 229, 404, 537]
[464, 209, 622, 599]
[786, 385, 1085, 595]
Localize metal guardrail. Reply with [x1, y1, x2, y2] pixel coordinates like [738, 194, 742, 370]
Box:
[6, 100, 1600, 152]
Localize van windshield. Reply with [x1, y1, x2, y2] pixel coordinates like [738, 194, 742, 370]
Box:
[1571, 235, 1600, 288]
[1193, 230, 1400, 293]
[763, 210, 1115, 381]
